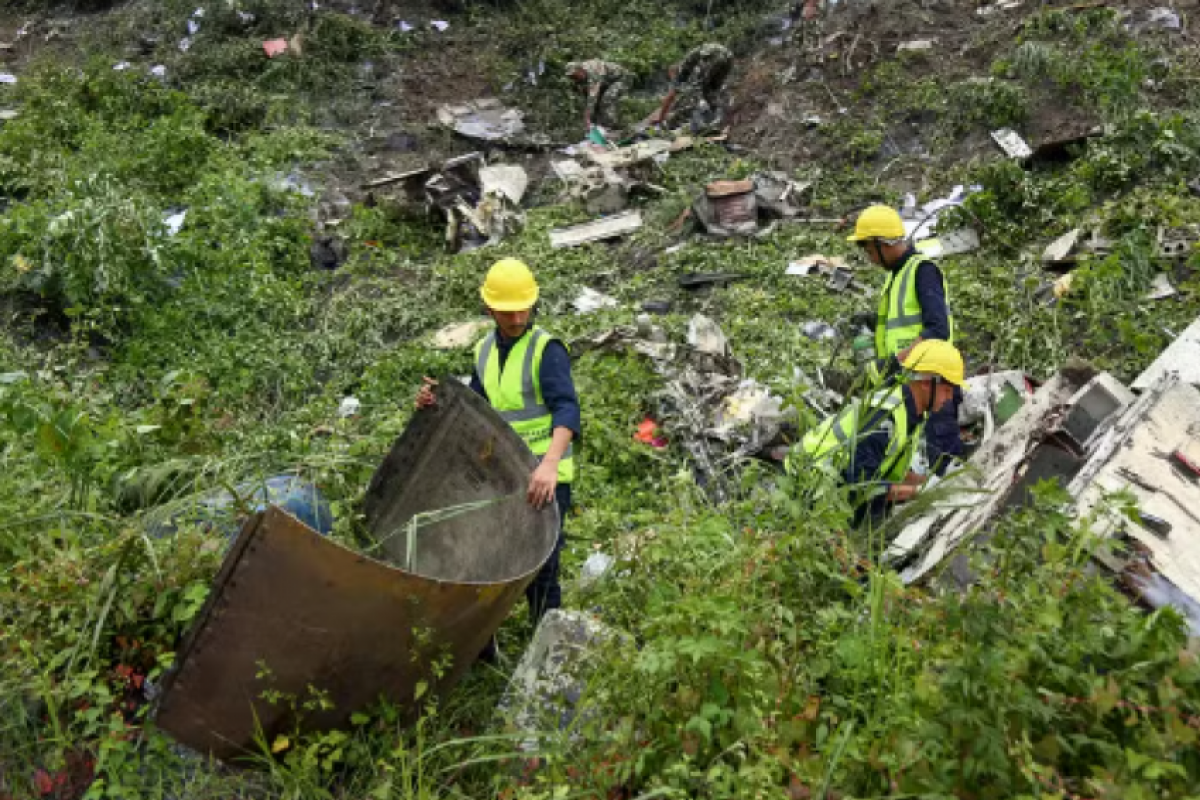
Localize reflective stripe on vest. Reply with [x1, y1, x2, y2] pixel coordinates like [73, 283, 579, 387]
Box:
[475, 327, 575, 483]
[875, 254, 956, 356]
[799, 388, 914, 482]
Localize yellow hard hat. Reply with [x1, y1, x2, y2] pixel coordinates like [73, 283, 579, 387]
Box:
[847, 205, 906, 242]
[481, 259, 539, 311]
[901, 340, 965, 387]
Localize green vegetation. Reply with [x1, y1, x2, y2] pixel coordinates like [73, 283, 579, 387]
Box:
[1, 1, 1199, 798]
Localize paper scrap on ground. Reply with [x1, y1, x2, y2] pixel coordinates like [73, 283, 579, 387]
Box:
[572, 287, 619, 315]
[163, 210, 188, 236]
[431, 320, 492, 349]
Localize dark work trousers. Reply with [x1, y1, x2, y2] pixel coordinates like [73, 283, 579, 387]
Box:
[525, 482, 571, 625]
[479, 483, 570, 663]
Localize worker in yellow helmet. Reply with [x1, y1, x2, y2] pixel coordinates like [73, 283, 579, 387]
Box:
[416, 259, 579, 642]
[790, 340, 965, 527]
[847, 204, 962, 470]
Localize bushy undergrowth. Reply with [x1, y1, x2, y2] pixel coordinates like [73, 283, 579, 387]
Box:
[2, 1, 1200, 799]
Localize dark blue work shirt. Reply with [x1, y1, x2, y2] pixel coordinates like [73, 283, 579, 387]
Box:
[469, 327, 582, 439]
[892, 247, 952, 342]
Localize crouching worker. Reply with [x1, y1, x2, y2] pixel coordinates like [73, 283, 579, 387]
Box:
[788, 340, 964, 528]
[415, 259, 580, 638]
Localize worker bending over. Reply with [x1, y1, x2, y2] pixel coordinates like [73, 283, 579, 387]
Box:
[416, 259, 579, 631]
[651, 42, 733, 129]
[793, 340, 965, 527]
[565, 59, 631, 132]
[847, 204, 961, 472]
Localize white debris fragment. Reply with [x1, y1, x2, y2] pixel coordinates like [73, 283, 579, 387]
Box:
[0, 74, 17, 85]
[572, 287, 619, 315]
[151, 65, 167, 78]
[991, 128, 1032, 159]
[163, 210, 188, 236]
[1144, 8, 1181, 31]
[193, 7, 205, 17]
[1042, 229, 1081, 263]
[1145, 273, 1177, 301]
[431, 20, 450, 32]
[113, 61, 131, 71]
[687, 314, 729, 357]
[918, 228, 980, 257]
[337, 396, 361, 418]
[179, 37, 193, 52]
[549, 211, 642, 249]
[188, 18, 201, 35]
[578, 552, 615, 587]
[897, 39, 936, 53]
[976, 0, 1021, 16]
[399, 20, 414, 32]
[431, 320, 492, 350]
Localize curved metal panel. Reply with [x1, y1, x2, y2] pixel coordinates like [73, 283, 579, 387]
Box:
[155, 380, 558, 762]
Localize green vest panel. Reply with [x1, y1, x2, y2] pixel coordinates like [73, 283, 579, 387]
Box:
[875, 254, 956, 357]
[475, 326, 575, 484]
[798, 387, 916, 483]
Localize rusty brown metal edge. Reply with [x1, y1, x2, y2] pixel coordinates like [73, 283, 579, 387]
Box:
[151, 509, 268, 728]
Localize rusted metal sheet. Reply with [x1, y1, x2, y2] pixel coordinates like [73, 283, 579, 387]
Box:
[155, 380, 558, 762]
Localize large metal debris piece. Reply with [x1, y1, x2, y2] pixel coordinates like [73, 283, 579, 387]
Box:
[886, 370, 1108, 582]
[437, 98, 526, 142]
[889, 362, 1200, 633]
[549, 210, 643, 249]
[1132, 311, 1200, 391]
[498, 610, 628, 750]
[155, 380, 559, 763]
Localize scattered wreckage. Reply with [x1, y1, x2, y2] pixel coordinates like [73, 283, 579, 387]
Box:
[364, 152, 529, 252]
[153, 381, 560, 761]
[887, 322, 1200, 634]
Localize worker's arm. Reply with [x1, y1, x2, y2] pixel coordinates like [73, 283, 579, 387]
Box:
[528, 341, 581, 508]
[584, 80, 602, 127]
[651, 89, 678, 123]
[914, 260, 951, 341]
[529, 427, 574, 508]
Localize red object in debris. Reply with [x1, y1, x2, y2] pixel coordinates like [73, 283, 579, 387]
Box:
[33, 770, 53, 796]
[1170, 449, 1200, 482]
[634, 418, 667, 448]
[263, 38, 288, 58]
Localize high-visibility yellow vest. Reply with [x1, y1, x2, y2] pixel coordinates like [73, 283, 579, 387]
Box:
[475, 326, 575, 484]
[796, 387, 919, 484]
[875, 254, 956, 357]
